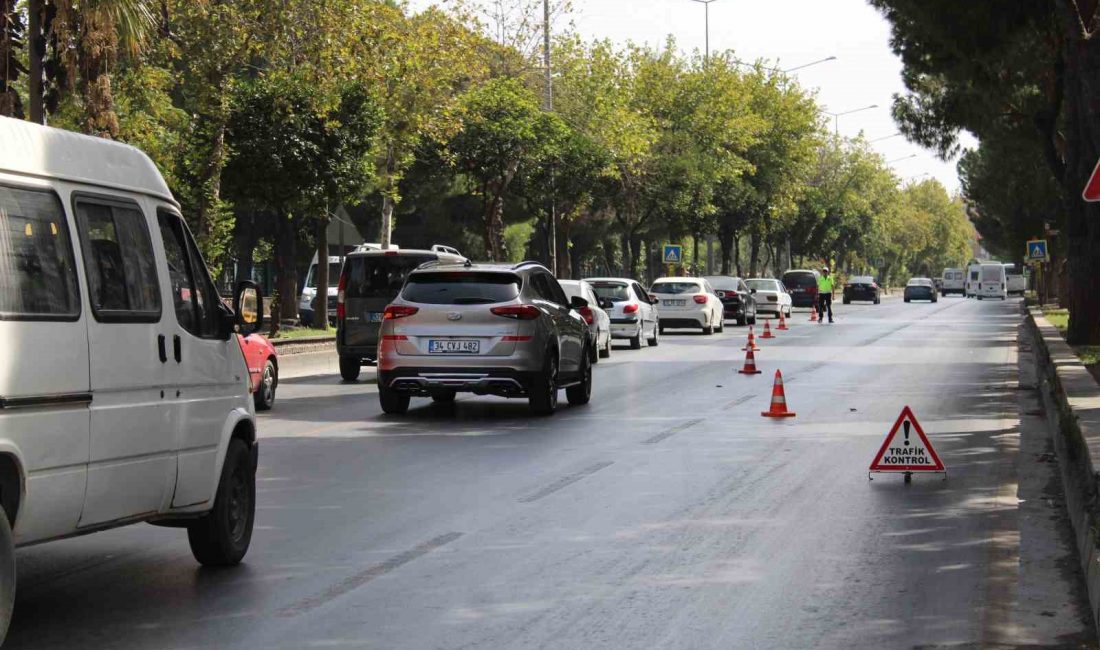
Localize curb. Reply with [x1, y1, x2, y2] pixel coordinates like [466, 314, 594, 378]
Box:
[1026, 305, 1100, 633]
[270, 335, 336, 356]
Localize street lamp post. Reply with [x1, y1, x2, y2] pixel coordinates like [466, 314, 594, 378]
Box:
[821, 104, 879, 136]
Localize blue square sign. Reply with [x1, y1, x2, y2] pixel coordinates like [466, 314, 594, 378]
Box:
[663, 244, 683, 264]
[1026, 239, 1048, 262]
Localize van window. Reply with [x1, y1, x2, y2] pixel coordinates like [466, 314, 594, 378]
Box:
[344, 254, 434, 300]
[75, 199, 161, 322]
[305, 262, 342, 288]
[0, 184, 80, 320]
[981, 266, 1003, 282]
[157, 211, 221, 338]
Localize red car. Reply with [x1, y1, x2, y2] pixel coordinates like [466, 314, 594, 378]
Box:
[237, 333, 278, 410]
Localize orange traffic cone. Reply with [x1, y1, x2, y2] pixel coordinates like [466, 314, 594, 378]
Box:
[761, 369, 796, 418]
[809, 306, 818, 322]
[761, 320, 775, 339]
[777, 310, 789, 331]
[738, 345, 762, 375]
[742, 326, 760, 351]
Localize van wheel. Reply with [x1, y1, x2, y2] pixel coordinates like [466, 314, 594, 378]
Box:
[566, 353, 592, 406]
[339, 356, 360, 382]
[0, 510, 13, 646]
[379, 385, 410, 414]
[529, 353, 559, 416]
[188, 438, 255, 566]
[253, 359, 277, 411]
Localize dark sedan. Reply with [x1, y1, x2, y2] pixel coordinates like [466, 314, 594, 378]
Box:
[842, 275, 881, 304]
[703, 275, 757, 325]
[903, 278, 938, 303]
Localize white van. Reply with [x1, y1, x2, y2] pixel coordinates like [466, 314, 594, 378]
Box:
[0, 117, 261, 640]
[299, 252, 343, 325]
[965, 263, 982, 297]
[1004, 263, 1027, 296]
[976, 262, 1008, 300]
[941, 268, 965, 296]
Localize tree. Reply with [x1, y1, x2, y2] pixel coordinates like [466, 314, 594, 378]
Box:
[868, 0, 1100, 342]
[449, 77, 558, 260]
[222, 75, 380, 323]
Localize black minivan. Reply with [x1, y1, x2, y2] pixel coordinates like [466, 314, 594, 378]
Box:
[781, 269, 821, 308]
[336, 246, 466, 380]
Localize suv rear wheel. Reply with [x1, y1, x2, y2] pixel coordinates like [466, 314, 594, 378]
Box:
[339, 356, 361, 382]
[566, 353, 592, 406]
[379, 384, 410, 414]
[529, 352, 559, 415]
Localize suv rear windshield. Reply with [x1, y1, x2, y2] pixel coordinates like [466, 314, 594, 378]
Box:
[782, 272, 817, 289]
[344, 254, 434, 299]
[402, 272, 521, 305]
[589, 281, 630, 302]
[651, 282, 702, 295]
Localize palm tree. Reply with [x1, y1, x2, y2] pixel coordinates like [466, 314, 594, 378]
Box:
[50, 0, 155, 137]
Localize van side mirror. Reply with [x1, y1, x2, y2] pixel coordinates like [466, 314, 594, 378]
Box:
[233, 281, 263, 337]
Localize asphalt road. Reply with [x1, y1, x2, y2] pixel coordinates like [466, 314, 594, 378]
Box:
[6, 296, 1095, 649]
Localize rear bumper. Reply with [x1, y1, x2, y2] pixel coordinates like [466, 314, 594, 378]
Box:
[843, 290, 878, 302]
[789, 293, 817, 307]
[661, 317, 706, 329]
[609, 318, 642, 338]
[720, 303, 746, 319]
[380, 367, 535, 397]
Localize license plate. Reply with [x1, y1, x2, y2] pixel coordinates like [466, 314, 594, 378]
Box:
[663, 299, 686, 306]
[429, 339, 480, 354]
[368, 312, 383, 323]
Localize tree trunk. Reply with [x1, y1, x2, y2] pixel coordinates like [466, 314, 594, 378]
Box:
[749, 234, 760, 277]
[27, 0, 43, 123]
[1057, 4, 1100, 343]
[719, 227, 734, 275]
[0, 0, 25, 119]
[733, 234, 742, 276]
[629, 234, 642, 281]
[275, 215, 299, 323]
[621, 231, 632, 277]
[380, 147, 396, 248]
[313, 215, 329, 329]
[692, 233, 700, 276]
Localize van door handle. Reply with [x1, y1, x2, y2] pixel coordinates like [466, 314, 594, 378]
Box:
[173, 335, 182, 363]
[157, 335, 167, 363]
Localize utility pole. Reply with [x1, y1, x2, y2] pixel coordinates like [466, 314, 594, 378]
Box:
[690, 0, 718, 274]
[543, 0, 557, 275]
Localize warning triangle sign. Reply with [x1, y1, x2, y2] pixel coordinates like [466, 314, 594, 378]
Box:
[868, 406, 945, 472]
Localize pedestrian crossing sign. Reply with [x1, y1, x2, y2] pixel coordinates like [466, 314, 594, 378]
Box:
[869, 406, 946, 478]
[1026, 239, 1049, 262]
[662, 244, 683, 264]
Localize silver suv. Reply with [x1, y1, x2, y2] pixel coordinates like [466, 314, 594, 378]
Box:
[377, 261, 592, 415]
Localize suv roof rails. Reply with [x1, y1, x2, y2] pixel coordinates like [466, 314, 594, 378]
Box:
[512, 260, 546, 270]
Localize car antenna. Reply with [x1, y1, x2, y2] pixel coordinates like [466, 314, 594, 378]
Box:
[464, 259, 473, 268]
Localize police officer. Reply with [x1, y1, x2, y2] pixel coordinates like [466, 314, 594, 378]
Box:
[817, 267, 835, 323]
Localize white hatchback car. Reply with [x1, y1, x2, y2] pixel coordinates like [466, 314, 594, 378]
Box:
[559, 279, 612, 361]
[744, 278, 792, 317]
[0, 117, 262, 641]
[586, 278, 660, 349]
[650, 277, 724, 334]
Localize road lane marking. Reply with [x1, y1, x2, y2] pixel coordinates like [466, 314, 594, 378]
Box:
[722, 395, 756, 410]
[519, 461, 614, 503]
[643, 418, 705, 444]
[278, 532, 464, 617]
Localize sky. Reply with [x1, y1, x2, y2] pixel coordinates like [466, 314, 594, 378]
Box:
[408, 0, 972, 193]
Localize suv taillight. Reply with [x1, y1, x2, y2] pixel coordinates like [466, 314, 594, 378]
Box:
[490, 305, 540, 320]
[336, 271, 348, 320]
[693, 294, 707, 304]
[383, 305, 418, 320]
[623, 303, 639, 314]
[578, 306, 594, 324]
